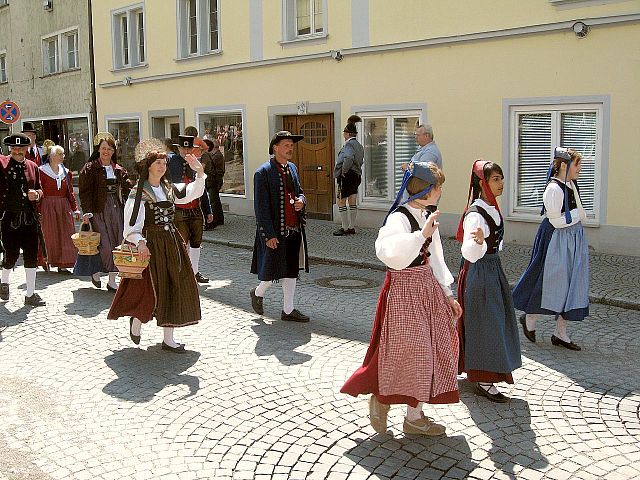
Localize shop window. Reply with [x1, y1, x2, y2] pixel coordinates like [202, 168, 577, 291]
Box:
[112, 4, 145, 69]
[177, 0, 220, 58]
[107, 119, 140, 174]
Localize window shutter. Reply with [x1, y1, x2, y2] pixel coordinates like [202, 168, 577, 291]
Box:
[561, 111, 597, 214]
[516, 113, 552, 211]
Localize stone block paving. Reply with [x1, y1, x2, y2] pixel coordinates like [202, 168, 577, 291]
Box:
[0, 243, 639, 480]
[203, 215, 640, 309]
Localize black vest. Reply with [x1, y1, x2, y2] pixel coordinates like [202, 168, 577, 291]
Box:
[550, 178, 578, 213]
[465, 204, 504, 255]
[395, 206, 431, 268]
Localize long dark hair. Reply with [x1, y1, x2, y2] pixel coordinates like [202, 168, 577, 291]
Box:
[89, 138, 118, 164]
[471, 162, 503, 202]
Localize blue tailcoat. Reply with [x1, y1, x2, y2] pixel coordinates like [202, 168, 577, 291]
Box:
[250, 158, 309, 281]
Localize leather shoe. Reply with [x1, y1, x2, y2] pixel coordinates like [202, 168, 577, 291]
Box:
[250, 288, 264, 315]
[195, 272, 209, 283]
[57, 268, 72, 275]
[0, 283, 9, 301]
[107, 284, 118, 292]
[91, 276, 101, 289]
[129, 317, 140, 345]
[161, 341, 186, 353]
[551, 335, 581, 351]
[281, 309, 310, 323]
[519, 314, 536, 343]
[475, 383, 509, 403]
[333, 228, 347, 236]
[346, 228, 356, 235]
[24, 293, 46, 307]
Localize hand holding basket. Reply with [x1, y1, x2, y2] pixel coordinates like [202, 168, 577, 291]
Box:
[112, 240, 151, 279]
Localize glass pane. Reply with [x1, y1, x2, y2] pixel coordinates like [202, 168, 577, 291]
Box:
[189, 0, 198, 54]
[363, 117, 388, 199]
[121, 16, 129, 65]
[67, 35, 76, 69]
[561, 111, 597, 214]
[209, 0, 218, 50]
[138, 12, 145, 62]
[198, 112, 245, 196]
[296, 0, 311, 35]
[516, 113, 552, 210]
[393, 116, 420, 193]
[108, 121, 140, 174]
[66, 118, 90, 173]
[314, 0, 323, 33]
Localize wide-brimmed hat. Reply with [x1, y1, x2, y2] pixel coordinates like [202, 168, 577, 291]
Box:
[343, 115, 362, 135]
[269, 130, 303, 155]
[21, 122, 37, 134]
[3, 133, 31, 146]
[173, 135, 195, 149]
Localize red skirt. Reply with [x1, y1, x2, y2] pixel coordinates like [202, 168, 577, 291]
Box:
[341, 263, 460, 407]
[38, 196, 77, 268]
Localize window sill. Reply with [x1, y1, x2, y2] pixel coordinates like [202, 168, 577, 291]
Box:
[506, 213, 600, 227]
[175, 50, 223, 62]
[279, 33, 329, 47]
[41, 68, 81, 78]
[110, 63, 148, 73]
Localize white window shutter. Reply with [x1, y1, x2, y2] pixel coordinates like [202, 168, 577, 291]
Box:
[516, 113, 552, 211]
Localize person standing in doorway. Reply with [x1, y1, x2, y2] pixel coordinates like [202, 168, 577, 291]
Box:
[333, 115, 364, 236]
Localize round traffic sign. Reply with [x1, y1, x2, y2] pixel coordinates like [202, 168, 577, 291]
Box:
[0, 101, 20, 124]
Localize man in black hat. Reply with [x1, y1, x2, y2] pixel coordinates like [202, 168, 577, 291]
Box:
[22, 122, 42, 166]
[249, 131, 310, 322]
[167, 134, 212, 283]
[333, 115, 364, 236]
[0, 133, 46, 306]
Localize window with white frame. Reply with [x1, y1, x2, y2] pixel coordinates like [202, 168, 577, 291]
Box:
[43, 36, 58, 75]
[357, 111, 421, 203]
[42, 28, 79, 76]
[0, 53, 7, 83]
[63, 30, 78, 70]
[283, 0, 326, 41]
[510, 104, 602, 221]
[178, 0, 220, 58]
[112, 5, 145, 69]
[0, 0, 8, 7]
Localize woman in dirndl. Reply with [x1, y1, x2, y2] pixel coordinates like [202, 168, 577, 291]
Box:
[107, 146, 204, 353]
[456, 160, 521, 403]
[341, 162, 462, 437]
[512, 147, 589, 351]
[37, 145, 81, 273]
[78, 133, 132, 291]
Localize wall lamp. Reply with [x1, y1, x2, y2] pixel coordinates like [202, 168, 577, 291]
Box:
[572, 21, 589, 38]
[330, 50, 343, 62]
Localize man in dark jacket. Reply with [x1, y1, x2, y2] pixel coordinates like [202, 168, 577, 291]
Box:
[202, 139, 225, 229]
[249, 131, 310, 322]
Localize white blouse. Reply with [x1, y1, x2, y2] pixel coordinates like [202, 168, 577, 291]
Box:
[123, 176, 206, 246]
[104, 165, 116, 179]
[461, 199, 503, 264]
[375, 203, 454, 296]
[543, 179, 586, 229]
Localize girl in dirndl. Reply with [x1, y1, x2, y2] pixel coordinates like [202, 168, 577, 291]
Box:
[341, 162, 462, 437]
[456, 160, 521, 403]
[512, 147, 589, 351]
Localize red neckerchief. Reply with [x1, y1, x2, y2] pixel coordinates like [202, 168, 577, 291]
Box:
[275, 160, 297, 228]
[176, 174, 200, 210]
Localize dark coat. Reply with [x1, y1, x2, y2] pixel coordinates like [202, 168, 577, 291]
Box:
[78, 159, 132, 214]
[0, 155, 43, 214]
[250, 158, 309, 281]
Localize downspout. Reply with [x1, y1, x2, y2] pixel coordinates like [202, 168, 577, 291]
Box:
[87, 0, 98, 138]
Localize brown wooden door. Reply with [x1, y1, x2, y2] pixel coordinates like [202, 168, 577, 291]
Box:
[283, 114, 334, 219]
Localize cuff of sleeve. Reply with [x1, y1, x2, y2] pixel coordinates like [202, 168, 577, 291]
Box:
[126, 233, 145, 245]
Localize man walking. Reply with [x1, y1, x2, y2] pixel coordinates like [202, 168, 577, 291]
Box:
[250, 131, 310, 322]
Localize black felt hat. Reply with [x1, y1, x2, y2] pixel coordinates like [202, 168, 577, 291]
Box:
[343, 115, 362, 135]
[3, 133, 31, 146]
[269, 131, 303, 155]
[173, 135, 195, 148]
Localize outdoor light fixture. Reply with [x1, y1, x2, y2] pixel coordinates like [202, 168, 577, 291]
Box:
[330, 50, 343, 62]
[572, 21, 589, 38]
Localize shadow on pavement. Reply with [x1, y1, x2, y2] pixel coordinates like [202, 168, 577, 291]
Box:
[67, 287, 114, 317]
[0, 305, 30, 343]
[251, 317, 312, 365]
[103, 346, 201, 402]
[460, 383, 548, 479]
[343, 433, 477, 478]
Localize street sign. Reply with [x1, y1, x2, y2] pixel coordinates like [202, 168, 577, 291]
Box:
[0, 101, 20, 125]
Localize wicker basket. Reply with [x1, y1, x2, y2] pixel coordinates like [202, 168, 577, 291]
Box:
[71, 223, 101, 256]
[112, 242, 150, 279]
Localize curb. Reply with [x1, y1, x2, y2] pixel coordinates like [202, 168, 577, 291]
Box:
[202, 237, 640, 311]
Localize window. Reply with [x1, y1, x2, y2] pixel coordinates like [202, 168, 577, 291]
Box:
[0, 53, 7, 83]
[107, 119, 140, 173]
[357, 111, 421, 203]
[283, 0, 326, 41]
[0, 0, 8, 6]
[112, 5, 145, 69]
[42, 28, 79, 75]
[64, 31, 78, 70]
[43, 36, 58, 75]
[510, 104, 602, 222]
[178, 0, 220, 58]
[197, 111, 245, 196]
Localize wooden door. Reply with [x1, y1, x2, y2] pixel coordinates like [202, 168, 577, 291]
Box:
[283, 114, 334, 219]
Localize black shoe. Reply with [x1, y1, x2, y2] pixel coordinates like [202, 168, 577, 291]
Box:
[195, 272, 209, 283]
[475, 383, 509, 403]
[519, 314, 536, 343]
[161, 341, 186, 353]
[551, 335, 581, 351]
[107, 284, 118, 292]
[57, 268, 72, 275]
[24, 293, 46, 307]
[281, 309, 310, 323]
[250, 288, 264, 315]
[91, 276, 101, 289]
[346, 228, 356, 235]
[129, 317, 141, 345]
[333, 228, 347, 236]
[0, 283, 8, 301]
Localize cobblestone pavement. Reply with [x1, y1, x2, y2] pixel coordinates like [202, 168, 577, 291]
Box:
[1, 244, 639, 480]
[203, 215, 640, 310]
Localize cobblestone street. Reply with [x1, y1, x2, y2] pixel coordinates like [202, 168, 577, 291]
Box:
[1, 242, 639, 480]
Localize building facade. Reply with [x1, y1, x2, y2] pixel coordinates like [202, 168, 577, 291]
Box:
[0, 0, 94, 171]
[92, 0, 640, 255]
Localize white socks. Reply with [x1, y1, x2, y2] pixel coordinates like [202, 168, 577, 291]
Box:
[189, 247, 201, 274]
[131, 317, 142, 336]
[254, 278, 297, 314]
[163, 327, 180, 348]
[1, 268, 10, 284]
[25, 268, 36, 297]
[107, 272, 118, 289]
[406, 402, 424, 422]
[338, 205, 348, 230]
[348, 203, 358, 229]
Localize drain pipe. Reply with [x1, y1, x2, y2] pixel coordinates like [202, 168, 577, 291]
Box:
[87, 0, 98, 138]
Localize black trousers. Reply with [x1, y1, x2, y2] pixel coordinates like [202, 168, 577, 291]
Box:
[1, 214, 39, 269]
[174, 207, 204, 248]
[207, 186, 224, 225]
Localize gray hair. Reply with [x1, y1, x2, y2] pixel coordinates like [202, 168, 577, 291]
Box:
[49, 145, 65, 157]
[416, 124, 434, 139]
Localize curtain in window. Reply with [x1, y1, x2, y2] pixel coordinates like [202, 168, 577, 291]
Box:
[517, 113, 552, 210]
[561, 112, 596, 213]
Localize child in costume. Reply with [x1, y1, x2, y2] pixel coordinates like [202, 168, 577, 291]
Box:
[456, 160, 521, 403]
[341, 162, 462, 436]
[512, 147, 589, 351]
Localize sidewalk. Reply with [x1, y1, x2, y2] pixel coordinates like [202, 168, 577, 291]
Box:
[203, 214, 640, 310]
